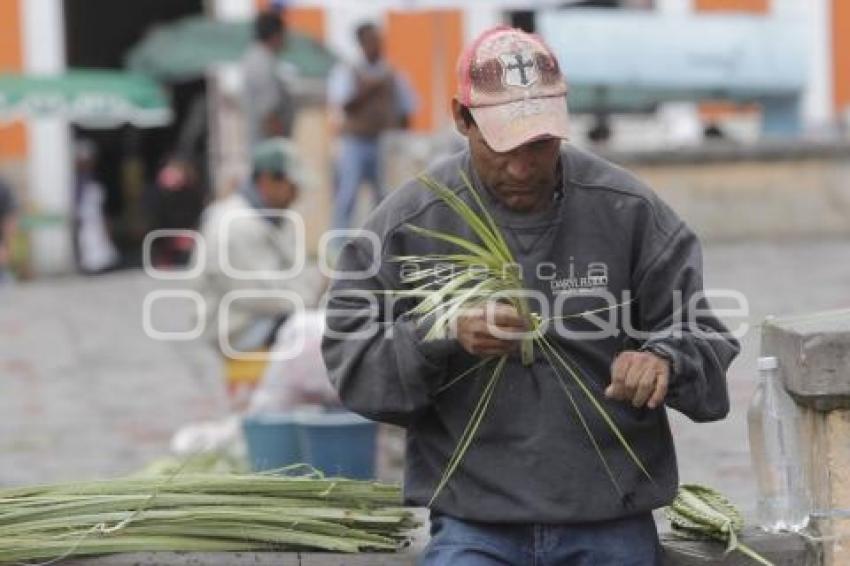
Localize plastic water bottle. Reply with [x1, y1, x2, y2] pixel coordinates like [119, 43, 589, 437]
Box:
[747, 356, 810, 531]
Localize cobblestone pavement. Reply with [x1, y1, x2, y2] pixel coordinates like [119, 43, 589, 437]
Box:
[0, 273, 228, 485]
[1, 239, 848, 522]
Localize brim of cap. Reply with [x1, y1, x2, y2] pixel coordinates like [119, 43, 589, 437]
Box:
[470, 96, 569, 153]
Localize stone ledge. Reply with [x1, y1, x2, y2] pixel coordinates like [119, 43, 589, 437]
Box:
[57, 552, 411, 566]
[661, 530, 818, 565]
[58, 553, 413, 565]
[602, 139, 850, 166]
[762, 310, 850, 411]
[53, 531, 815, 565]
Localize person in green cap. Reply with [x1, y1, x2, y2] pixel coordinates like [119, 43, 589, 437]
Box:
[196, 138, 324, 354]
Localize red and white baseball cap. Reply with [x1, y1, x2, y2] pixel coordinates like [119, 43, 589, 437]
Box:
[457, 26, 569, 153]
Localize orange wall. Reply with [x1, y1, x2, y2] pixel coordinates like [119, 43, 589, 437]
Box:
[386, 10, 463, 132]
[834, 0, 850, 114]
[284, 7, 325, 43]
[694, 0, 769, 12]
[255, 1, 326, 42]
[699, 101, 760, 121]
[0, 0, 26, 159]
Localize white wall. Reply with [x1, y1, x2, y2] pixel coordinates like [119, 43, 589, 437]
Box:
[23, 0, 73, 275]
[646, 1, 701, 145]
[654, 0, 692, 15]
[464, 4, 502, 44]
[798, 0, 834, 135]
[210, 0, 255, 21]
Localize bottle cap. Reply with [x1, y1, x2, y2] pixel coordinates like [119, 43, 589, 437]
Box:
[758, 356, 778, 371]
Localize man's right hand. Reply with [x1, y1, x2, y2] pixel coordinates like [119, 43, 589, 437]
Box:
[455, 303, 527, 357]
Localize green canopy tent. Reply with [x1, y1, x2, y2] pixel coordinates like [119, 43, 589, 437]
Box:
[0, 69, 172, 128]
[125, 16, 336, 83]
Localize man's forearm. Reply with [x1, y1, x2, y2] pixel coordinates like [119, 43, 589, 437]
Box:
[644, 327, 737, 422]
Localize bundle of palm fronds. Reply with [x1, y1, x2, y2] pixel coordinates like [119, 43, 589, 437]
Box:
[394, 173, 651, 505]
[0, 471, 416, 563]
[666, 484, 774, 566]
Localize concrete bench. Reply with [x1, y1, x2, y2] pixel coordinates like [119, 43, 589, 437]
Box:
[56, 530, 815, 565]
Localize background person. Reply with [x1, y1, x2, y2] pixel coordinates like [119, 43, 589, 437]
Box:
[327, 22, 417, 235]
[241, 10, 295, 149]
[196, 138, 324, 354]
[73, 139, 120, 274]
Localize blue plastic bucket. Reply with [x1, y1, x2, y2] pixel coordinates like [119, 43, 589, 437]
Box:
[296, 411, 377, 480]
[241, 413, 301, 472]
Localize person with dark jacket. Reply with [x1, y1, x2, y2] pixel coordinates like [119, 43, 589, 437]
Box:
[322, 27, 739, 565]
[0, 177, 17, 285]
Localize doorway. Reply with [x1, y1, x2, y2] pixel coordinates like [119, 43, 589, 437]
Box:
[63, 0, 203, 267]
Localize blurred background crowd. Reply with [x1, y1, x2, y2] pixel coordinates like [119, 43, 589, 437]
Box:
[0, 0, 847, 281]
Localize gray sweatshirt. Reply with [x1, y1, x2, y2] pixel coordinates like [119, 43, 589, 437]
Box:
[321, 145, 739, 524]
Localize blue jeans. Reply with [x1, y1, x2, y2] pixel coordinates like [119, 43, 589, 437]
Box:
[0, 268, 14, 287]
[331, 135, 384, 233]
[420, 512, 662, 566]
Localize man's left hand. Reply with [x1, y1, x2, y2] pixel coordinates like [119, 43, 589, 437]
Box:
[605, 351, 670, 409]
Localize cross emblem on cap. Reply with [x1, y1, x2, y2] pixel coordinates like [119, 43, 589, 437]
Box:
[499, 50, 538, 88]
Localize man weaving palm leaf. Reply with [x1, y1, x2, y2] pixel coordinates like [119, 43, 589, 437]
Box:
[322, 27, 738, 566]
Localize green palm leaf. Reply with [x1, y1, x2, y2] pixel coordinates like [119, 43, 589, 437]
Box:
[540, 336, 654, 485]
[428, 357, 507, 507]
